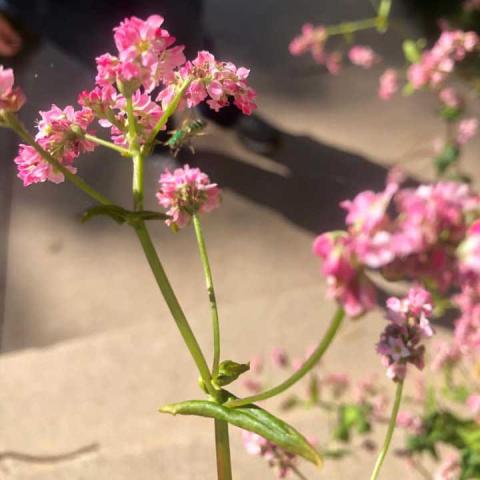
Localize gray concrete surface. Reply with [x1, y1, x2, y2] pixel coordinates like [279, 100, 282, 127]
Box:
[1, 0, 477, 478]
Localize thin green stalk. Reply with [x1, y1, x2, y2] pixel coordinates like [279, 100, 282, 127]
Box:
[84, 133, 132, 157]
[144, 78, 192, 150]
[326, 18, 378, 36]
[4, 112, 112, 205]
[370, 380, 404, 480]
[214, 419, 233, 480]
[225, 307, 344, 408]
[125, 96, 143, 211]
[134, 221, 216, 399]
[192, 214, 221, 377]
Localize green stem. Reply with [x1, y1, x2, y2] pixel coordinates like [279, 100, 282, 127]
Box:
[125, 96, 143, 211]
[192, 214, 221, 377]
[225, 307, 344, 408]
[84, 133, 132, 157]
[326, 18, 379, 36]
[214, 419, 233, 480]
[144, 78, 192, 151]
[369, 380, 404, 480]
[4, 112, 112, 205]
[134, 221, 216, 398]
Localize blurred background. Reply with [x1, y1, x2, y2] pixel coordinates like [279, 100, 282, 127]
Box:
[0, 1, 479, 479]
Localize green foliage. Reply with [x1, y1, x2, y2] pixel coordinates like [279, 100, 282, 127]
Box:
[333, 404, 371, 442]
[406, 410, 480, 478]
[434, 144, 460, 175]
[403, 39, 423, 63]
[82, 205, 168, 226]
[159, 398, 323, 466]
[213, 360, 250, 388]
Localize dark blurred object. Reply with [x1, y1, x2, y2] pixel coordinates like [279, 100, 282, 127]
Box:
[403, 0, 480, 37]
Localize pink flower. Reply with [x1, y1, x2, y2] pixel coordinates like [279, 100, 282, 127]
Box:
[431, 341, 461, 371]
[467, 394, 480, 417]
[14, 143, 73, 186]
[156, 165, 221, 229]
[271, 347, 289, 368]
[0, 65, 25, 112]
[313, 232, 377, 317]
[458, 220, 480, 274]
[377, 287, 435, 381]
[348, 45, 379, 69]
[323, 372, 350, 397]
[378, 68, 398, 100]
[434, 452, 461, 480]
[396, 411, 424, 434]
[289, 23, 327, 58]
[171, 51, 257, 115]
[439, 87, 462, 109]
[456, 117, 478, 145]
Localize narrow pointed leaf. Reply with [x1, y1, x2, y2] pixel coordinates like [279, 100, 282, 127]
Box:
[159, 399, 322, 467]
[81, 205, 129, 224]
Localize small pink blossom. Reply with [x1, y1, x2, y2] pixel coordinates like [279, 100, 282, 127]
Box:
[434, 452, 461, 480]
[289, 23, 327, 59]
[439, 87, 462, 109]
[271, 347, 289, 368]
[0, 65, 25, 112]
[466, 393, 480, 417]
[377, 287, 435, 381]
[156, 165, 221, 229]
[456, 117, 478, 145]
[348, 45, 379, 69]
[378, 68, 399, 100]
[396, 410, 424, 434]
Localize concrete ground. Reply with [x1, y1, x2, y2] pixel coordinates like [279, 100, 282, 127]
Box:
[1, 0, 479, 478]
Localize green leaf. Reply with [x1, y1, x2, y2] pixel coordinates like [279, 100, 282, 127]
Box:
[402, 83, 416, 96]
[213, 360, 250, 388]
[334, 404, 371, 443]
[434, 144, 460, 175]
[159, 399, 322, 467]
[81, 205, 129, 224]
[403, 40, 422, 63]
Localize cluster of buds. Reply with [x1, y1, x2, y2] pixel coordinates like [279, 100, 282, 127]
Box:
[9, 15, 256, 187]
[15, 105, 96, 185]
[377, 287, 434, 381]
[289, 24, 380, 75]
[156, 164, 221, 229]
[242, 431, 300, 479]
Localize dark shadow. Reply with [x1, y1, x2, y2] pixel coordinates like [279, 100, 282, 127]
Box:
[182, 130, 389, 234]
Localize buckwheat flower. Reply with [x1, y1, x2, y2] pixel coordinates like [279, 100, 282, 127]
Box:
[289, 23, 327, 59]
[325, 52, 342, 75]
[241, 431, 299, 479]
[14, 143, 73, 186]
[453, 282, 480, 352]
[271, 347, 289, 368]
[456, 117, 478, 145]
[458, 220, 480, 274]
[313, 232, 376, 317]
[348, 45, 379, 69]
[378, 68, 399, 100]
[156, 164, 221, 229]
[0, 65, 25, 112]
[439, 87, 462, 109]
[396, 410, 424, 434]
[467, 394, 480, 420]
[434, 452, 461, 480]
[377, 287, 434, 382]
[173, 51, 257, 115]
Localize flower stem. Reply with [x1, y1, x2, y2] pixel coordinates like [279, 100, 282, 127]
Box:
[225, 307, 344, 408]
[133, 221, 216, 398]
[192, 214, 221, 377]
[125, 96, 143, 211]
[326, 18, 379, 36]
[214, 419, 233, 480]
[144, 78, 192, 151]
[369, 380, 404, 480]
[4, 112, 112, 205]
[84, 133, 132, 157]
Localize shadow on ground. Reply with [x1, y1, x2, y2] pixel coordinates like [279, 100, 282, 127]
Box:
[184, 129, 389, 234]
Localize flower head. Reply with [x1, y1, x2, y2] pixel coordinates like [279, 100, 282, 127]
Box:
[0, 65, 25, 112]
[377, 287, 435, 381]
[378, 68, 399, 100]
[348, 45, 379, 69]
[156, 165, 221, 228]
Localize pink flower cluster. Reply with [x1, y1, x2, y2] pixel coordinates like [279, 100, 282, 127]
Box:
[0, 65, 25, 112]
[378, 68, 399, 100]
[242, 431, 299, 479]
[14, 105, 95, 186]
[314, 175, 480, 318]
[377, 287, 435, 381]
[289, 25, 379, 75]
[156, 164, 221, 229]
[170, 51, 257, 114]
[407, 30, 479, 90]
